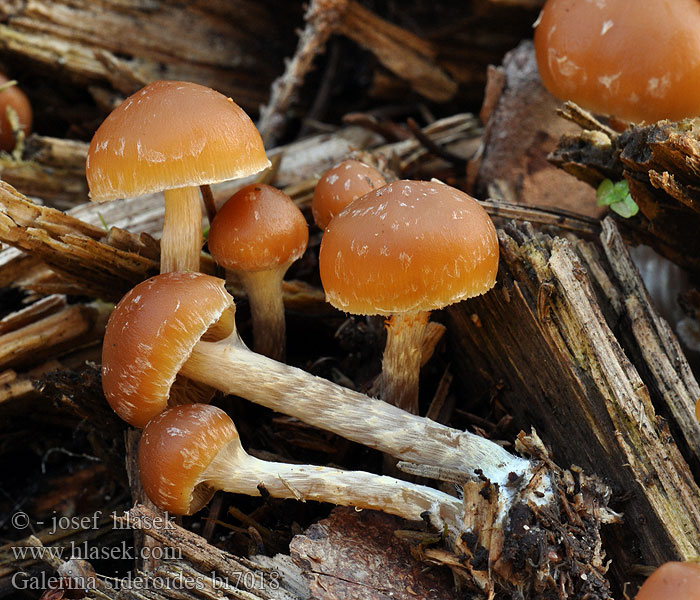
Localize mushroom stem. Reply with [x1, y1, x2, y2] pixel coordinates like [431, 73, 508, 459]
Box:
[179, 332, 539, 495]
[201, 435, 463, 535]
[236, 267, 287, 361]
[381, 311, 428, 414]
[161, 186, 203, 273]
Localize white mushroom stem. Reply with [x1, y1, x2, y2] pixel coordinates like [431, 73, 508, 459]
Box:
[200, 437, 464, 537]
[236, 266, 288, 361]
[161, 186, 203, 273]
[381, 311, 428, 414]
[179, 331, 547, 501]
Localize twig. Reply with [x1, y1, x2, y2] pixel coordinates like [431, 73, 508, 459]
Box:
[258, 0, 348, 147]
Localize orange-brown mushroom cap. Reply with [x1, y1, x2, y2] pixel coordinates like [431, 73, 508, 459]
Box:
[86, 80, 270, 201]
[139, 404, 238, 515]
[101, 272, 234, 427]
[0, 74, 32, 152]
[635, 562, 700, 600]
[208, 183, 308, 272]
[319, 180, 498, 316]
[534, 0, 700, 123]
[312, 160, 386, 229]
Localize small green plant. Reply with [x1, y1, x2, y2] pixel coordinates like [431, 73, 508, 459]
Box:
[596, 179, 639, 218]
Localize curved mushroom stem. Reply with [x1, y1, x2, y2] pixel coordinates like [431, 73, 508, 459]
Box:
[179, 332, 543, 498]
[382, 311, 429, 414]
[161, 186, 203, 273]
[201, 436, 463, 537]
[236, 267, 287, 361]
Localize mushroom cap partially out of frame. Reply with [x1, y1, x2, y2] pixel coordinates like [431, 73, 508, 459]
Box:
[319, 180, 498, 316]
[101, 272, 234, 427]
[534, 0, 700, 123]
[139, 403, 237, 515]
[312, 159, 386, 230]
[86, 80, 270, 201]
[208, 183, 308, 272]
[635, 562, 700, 600]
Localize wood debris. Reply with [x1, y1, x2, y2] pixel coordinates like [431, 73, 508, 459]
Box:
[551, 109, 700, 275]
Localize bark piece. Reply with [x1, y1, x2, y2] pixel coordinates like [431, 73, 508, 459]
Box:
[290, 507, 458, 600]
[468, 41, 600, 216]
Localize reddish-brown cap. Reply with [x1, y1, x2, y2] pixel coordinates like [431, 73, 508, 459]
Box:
[86, 80, 270, 201]
[312, 160, 386, 229]
[139, 404, 238, 515]
[534, 0, 700, 123]
[208, 183, 308, 272]
[319, 180, 498, 316]
[0, 74, 32, 152]
[101, 272, 234, 427]
[635, 562, 700, 600]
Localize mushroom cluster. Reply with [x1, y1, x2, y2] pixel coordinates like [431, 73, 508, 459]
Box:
[96, 129, 513, 536]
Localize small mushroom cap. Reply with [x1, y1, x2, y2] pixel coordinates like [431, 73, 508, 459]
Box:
[86, 80, 270, 201]
[0, 73, 32, 152]
[635, 562, 700, 600]
[312, 160, 386, 229]
[208, 183, 308, 272]
[319, 180, 498, 316]
[139, 404, 238, 515]
[534, 0, 700, 123]
[102, 272, 234, 427]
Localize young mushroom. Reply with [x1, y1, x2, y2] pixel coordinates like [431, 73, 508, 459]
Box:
[635, 562, 700, 599]
[139, 403, 462, 538]
[86, 80, 270, 273]
[207, 183, 308, 361]
[102, 271, 544, 504]
[534, 0, 700, 123]
[311, 159, 386, 230]
[318, 180, 498, 414]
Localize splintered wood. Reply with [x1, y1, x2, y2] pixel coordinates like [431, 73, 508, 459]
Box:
[448, 218, 700, 589]
[551, 111, 700, 275]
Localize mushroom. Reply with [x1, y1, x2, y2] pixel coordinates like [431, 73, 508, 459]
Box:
[139, 403, 463, 537]
[635, 562, 700, 599]
[318, 180, 498, 414]
[102, 271, 544, 504]
[534, 0, 700, 123]
[0, 74, 32, 153]
[312, 159, 386, 230]
[86, 80, 270, 273]
[207, 183, 308, 361]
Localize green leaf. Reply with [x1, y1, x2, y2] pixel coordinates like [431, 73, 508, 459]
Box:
[610, 195, 639, 218]
[596, 179, 639, 218]
[596, 179, 615, 206]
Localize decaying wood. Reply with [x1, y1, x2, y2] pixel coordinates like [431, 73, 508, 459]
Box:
[551, 112, 700, 275]
[0, 297, 109, 370]
[121, 504, 308, 600]
[447, 217, 700, 593]
[467, 41, 600, 216]
[289, 507, 457, 600]
[0, 0, 298, 114]
[0, 135, 89, 209]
